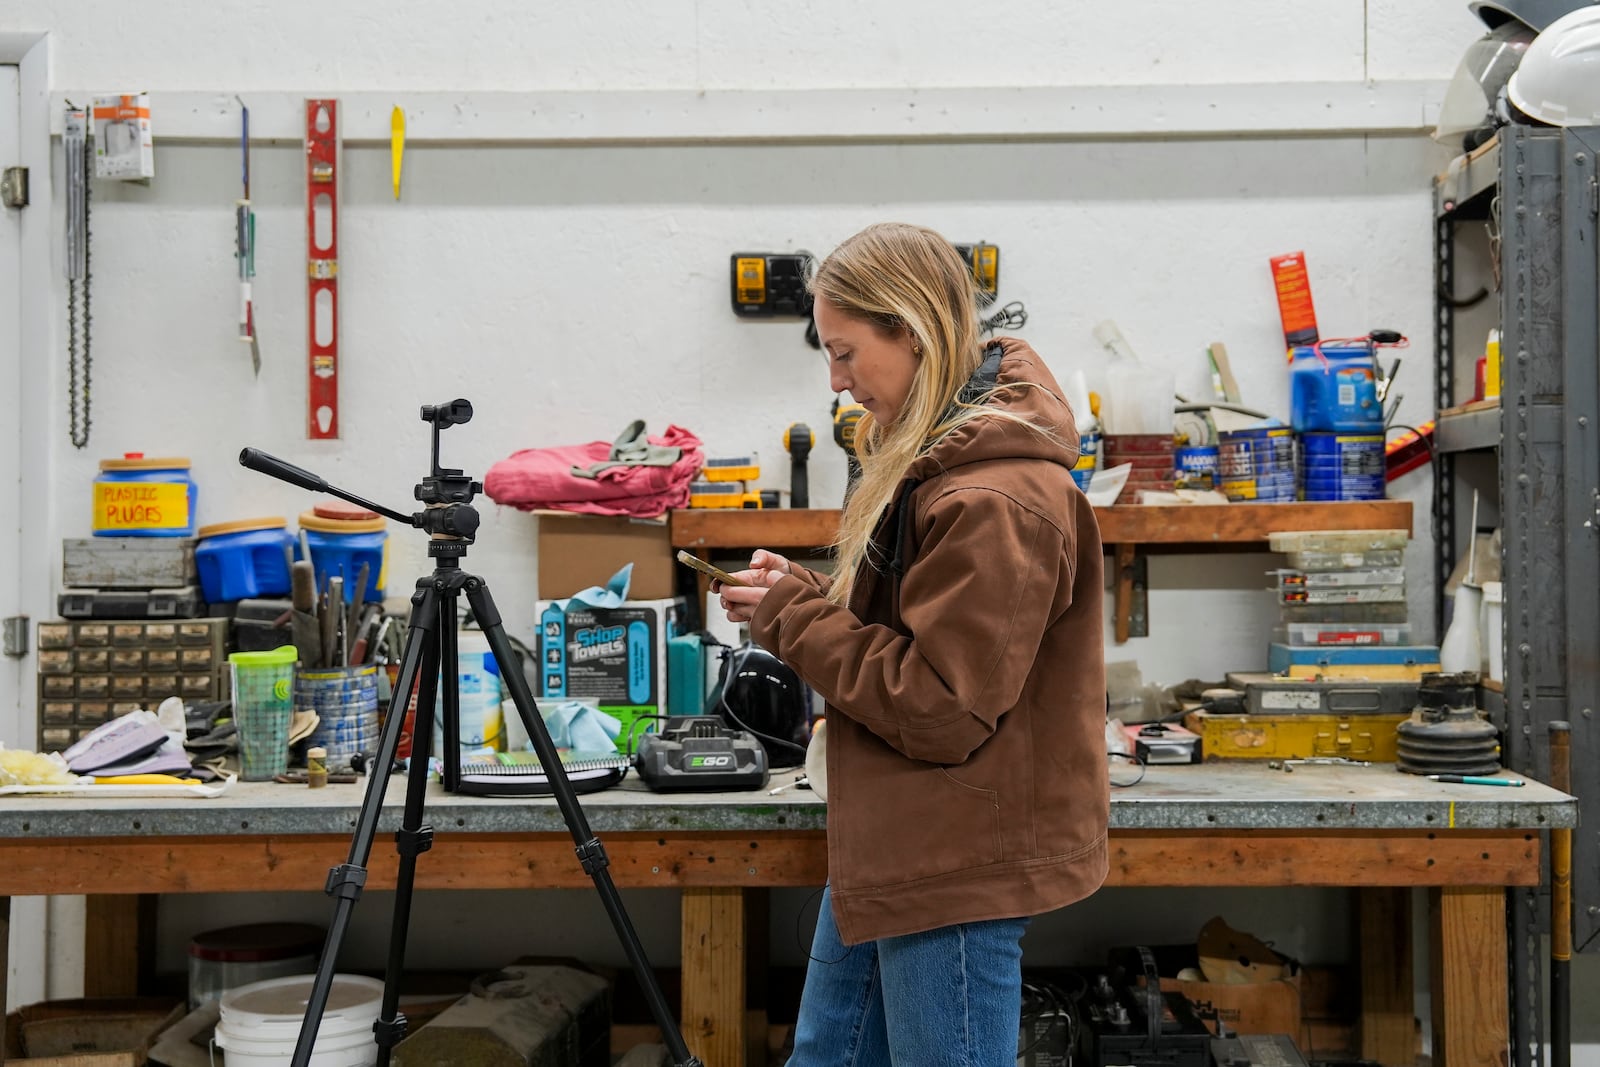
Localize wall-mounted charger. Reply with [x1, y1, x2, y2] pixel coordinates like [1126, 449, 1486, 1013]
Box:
[730, 253, 814, 317]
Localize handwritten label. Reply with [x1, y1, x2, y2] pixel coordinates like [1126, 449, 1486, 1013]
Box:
[93, 482, 189, 531]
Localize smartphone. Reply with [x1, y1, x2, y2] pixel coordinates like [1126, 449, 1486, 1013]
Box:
[676, 550, 748, 587]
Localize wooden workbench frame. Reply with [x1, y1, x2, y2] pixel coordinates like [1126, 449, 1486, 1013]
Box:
[0, 824, 1534, 1067]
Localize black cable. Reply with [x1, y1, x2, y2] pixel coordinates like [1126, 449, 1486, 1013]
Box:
[1109, 750, 1146, 788]
[980, 300, 1027, 335]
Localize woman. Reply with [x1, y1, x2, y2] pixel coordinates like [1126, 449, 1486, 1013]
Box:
[719, 222, 1109, 1066]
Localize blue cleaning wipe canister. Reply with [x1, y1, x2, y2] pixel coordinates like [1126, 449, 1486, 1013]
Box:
[1071, 431, 1101, 491]
[1298, 433, 1386, 501]
[1174, 445, 1219, 490]
[1290, 344, 1385, 433]
[93, 454, 199, 537]
[1219, 428, 1296, 502]
[195, 518, 295, 605]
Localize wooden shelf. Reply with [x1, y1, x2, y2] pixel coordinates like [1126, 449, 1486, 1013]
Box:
[670, 501, 1414, 550]
[1437, 400, 1501, 454]
[673, 500, 1413, 646]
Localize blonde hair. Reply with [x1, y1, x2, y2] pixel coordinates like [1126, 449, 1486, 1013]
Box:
[811, 222, 1028, 605]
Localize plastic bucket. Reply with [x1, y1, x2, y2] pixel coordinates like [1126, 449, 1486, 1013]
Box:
[230, 646, 298, 781]
[93, 453, 198, 537]
[188, 922, 323, 1010]
[214, 973, 382, 1067]
[299, 508, 387, 604]
[196, 518, 294, 604]
[295, 665, 380, 764]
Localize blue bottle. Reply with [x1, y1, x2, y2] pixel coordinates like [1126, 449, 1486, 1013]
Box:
[1289, 344, 1384, 433]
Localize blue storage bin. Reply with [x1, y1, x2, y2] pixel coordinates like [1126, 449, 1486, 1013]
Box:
[297, 508, 387, 604]
[195, 518, 294, 604]
[93, 454, 199, 537]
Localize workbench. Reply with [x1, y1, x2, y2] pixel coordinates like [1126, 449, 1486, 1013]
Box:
[0, 762, 1575, 1067]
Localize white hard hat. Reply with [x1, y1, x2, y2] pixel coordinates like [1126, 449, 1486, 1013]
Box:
[1507, 6, 1600, 125]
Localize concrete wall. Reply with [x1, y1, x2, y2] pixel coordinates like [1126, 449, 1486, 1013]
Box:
[6, 0, 1593, 1059]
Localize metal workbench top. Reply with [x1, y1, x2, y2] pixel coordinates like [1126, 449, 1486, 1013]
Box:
[0, 762, 1576, 838]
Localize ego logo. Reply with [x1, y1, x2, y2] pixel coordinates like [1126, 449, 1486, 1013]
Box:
[689, 754, 733, 769]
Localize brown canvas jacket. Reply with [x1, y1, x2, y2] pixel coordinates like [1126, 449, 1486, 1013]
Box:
[750, 338, 1109, 945]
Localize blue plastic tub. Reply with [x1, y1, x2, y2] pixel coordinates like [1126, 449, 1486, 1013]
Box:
[297, 509, 387, 604]
[195, 519, 294, 604]
[1290, 345, 1385, 433]
[93, 454, 198, 537]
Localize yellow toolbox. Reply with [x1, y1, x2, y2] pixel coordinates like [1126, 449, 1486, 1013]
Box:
[1184, 709, 1404, 762]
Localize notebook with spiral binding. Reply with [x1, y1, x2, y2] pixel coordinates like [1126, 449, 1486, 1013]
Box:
[456, 750, 630, 797]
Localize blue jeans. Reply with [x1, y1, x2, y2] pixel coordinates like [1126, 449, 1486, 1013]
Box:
[787, 886, 1030, 1067]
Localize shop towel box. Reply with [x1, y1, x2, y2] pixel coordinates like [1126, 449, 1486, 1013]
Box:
[537, 596, 687, 751]
[4, 997, 185, 1066]
[536, 514, 676, 601]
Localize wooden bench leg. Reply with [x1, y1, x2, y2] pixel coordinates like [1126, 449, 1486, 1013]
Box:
[2, 894, 11, 1015]
[1429, 886, 1509, 1067]
[682, 886, 747, 1067]
[84, 894, 154, 997]
[1360, 887, 1416, 1065]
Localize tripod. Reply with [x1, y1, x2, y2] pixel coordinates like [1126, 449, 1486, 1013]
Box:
[241, 400, 702, 1067]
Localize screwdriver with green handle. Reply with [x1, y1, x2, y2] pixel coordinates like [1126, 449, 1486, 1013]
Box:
[1428, 774, 1525, 786]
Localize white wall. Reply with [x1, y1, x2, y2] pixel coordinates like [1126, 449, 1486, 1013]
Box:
[10, 0, 1591, 1059]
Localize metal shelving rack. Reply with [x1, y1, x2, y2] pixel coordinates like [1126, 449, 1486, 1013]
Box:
[1434, 125, 1600, 1067]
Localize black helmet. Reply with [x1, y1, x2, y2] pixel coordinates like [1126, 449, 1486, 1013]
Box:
[1470, 0, 1599, 32]
[708, 642, 810, 768]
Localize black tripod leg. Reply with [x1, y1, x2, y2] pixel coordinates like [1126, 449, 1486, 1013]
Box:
[370, 586, 448, 1065]
[462, 576, 704, 1067]
[291, 581, 442, 1067]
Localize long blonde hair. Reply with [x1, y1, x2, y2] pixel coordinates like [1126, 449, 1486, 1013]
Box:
[811, 223, 997, 604]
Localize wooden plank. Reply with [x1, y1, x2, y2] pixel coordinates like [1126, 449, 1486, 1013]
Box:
[83, 895, 151, 997]
[669, 501, 1413, 551]
[1, 896, 9, 1025]
[681, 886, 746, 1067]
[1429, 886, 1509, 1067]
[672, 509, 841, 551]
[0, 833, 832, 895]
[1097, 501, 1413, 544]
[0, 828, 1540, 896]
[1115, 543, 1136, 644]
[1359, 887, 1416, 1066]
[1106, 830, 1540, 887]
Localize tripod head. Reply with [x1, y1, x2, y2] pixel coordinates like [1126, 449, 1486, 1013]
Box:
[240, 398, 484, 561]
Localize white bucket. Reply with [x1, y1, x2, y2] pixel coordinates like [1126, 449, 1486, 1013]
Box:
[214, 974, 383, 1067]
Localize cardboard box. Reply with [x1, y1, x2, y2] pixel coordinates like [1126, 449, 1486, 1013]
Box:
[536, 514, 675, 601]
[1159, 974, 1302, 1038]
[4, 998, 185, 1066]
[538, 596, 686, 750]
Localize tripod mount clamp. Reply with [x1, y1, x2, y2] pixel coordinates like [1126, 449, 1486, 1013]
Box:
[239, 399, 484, 559]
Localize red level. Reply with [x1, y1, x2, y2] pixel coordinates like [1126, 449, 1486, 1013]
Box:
[305, 99, 339, 439]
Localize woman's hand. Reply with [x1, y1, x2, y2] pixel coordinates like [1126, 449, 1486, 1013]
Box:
[717, 549, 793, 624]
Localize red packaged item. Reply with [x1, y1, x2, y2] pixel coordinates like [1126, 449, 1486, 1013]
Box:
[1270, 251, 1320, 353]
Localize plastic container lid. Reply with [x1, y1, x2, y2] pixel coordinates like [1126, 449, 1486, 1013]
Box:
[99, 453, 191, 471]
[313, 502, 381, 522]
[299, 509, 387, 534]
[189, 922, 324, 963]
[220, 973, 384, 1029]
[229, 646, 299, 668]
[198, 517, 289, 539]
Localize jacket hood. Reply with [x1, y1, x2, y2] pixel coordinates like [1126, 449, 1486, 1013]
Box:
[906, 337, 1080, 482]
